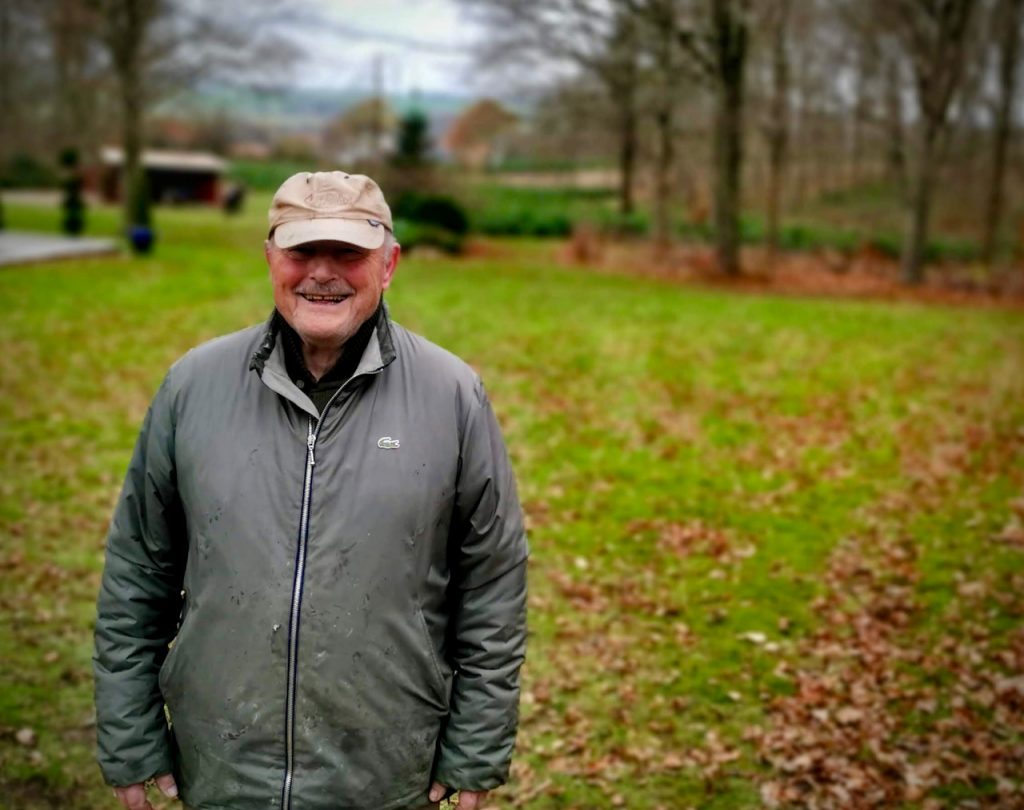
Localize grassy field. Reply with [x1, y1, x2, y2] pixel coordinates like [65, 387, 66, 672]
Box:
[1, 198, 1023, 809]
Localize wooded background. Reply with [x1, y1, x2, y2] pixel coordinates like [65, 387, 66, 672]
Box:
[2, 0, 1022, 286]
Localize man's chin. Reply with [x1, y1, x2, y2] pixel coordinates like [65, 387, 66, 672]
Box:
[297, 328, 357, 351]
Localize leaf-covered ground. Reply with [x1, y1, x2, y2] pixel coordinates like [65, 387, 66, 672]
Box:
[1, 198, 1022, 809]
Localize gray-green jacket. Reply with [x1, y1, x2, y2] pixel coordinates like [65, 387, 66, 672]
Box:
[93, 309, 528, 809]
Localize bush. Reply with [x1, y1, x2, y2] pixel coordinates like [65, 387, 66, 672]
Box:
[925, 236, 979, 264]
[466, 186, 609, 237]
[394, 218, 465, 254]
[1, 154, 58, 189]
[476, 206, 573, 237]
[393, 192, 469, 235]
[867, 233, 902, 259]
[589, 209, 649, 237]
[390, 192, 470, 254]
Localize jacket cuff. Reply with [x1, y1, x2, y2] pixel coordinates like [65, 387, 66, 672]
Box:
[433, 753, 510, 793]
[99, 742, 174, 788]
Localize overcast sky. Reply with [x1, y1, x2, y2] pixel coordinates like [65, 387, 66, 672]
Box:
[293, 0, 486, 96]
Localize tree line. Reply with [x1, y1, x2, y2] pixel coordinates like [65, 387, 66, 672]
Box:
[459, 0, 1023, 283]
[0, 0, 302, 233]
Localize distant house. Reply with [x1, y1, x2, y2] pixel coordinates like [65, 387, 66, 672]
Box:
[96, 147, 229, 204]
[442, 100, 519, 170]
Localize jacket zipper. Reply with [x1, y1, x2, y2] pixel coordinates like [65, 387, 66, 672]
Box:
[280, 382, 355, 809]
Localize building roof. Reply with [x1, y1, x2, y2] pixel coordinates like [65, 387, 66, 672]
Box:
[100, 147, 228, 173]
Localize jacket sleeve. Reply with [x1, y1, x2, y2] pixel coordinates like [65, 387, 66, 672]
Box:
[434, 378, 529, 792]
[93, 370, 187, 786]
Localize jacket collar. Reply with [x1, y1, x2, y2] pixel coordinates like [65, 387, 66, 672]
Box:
[250, 301, 396, 375]
[250, 302, 398, 418]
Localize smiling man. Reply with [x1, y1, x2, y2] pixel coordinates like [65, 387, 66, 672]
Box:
[93, 172, 528, 810]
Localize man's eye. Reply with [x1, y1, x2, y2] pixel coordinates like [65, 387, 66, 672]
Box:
[288, 247, 315, 259]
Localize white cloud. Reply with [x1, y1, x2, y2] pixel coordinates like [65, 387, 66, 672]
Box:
[295, 0, 484, 95]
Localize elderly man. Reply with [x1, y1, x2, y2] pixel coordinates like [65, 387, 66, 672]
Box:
[93, 172, 528, 810]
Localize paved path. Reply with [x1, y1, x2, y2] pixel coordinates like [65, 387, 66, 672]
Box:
[0, 231, 120, 266]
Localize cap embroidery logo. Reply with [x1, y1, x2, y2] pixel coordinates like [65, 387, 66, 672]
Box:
[377, 436, 400, 450]
[304, 189, 356, 209]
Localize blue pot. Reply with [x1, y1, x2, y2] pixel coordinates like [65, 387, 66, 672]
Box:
[129, 225, 155, 255]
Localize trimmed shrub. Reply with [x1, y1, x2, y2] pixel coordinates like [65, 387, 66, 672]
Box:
[394, 218, 465, 254]
[393, 192, 469, 235]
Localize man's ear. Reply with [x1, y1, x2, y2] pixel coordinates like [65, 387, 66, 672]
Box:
[381, 242, 401, 291]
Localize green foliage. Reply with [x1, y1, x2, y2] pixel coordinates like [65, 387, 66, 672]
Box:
[392, 108, 431, 168]
[393, 218, 465, 254]
[393, 192, 469, 235]
[392, 191, 470, 253]
[61, 178, 85, 236]
[486, 157, 616, 173]
[60, 149, 85, 236]
[465, 185, 615, 237]
[589, 208, 650, 236]
[228, 159, 315, 191]
[0, 153, 58, 189]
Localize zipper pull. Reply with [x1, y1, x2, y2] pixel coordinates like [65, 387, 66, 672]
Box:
[307, 427, 316, 466]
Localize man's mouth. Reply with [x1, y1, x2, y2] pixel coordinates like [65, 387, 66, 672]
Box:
[299, 293, 350, 304]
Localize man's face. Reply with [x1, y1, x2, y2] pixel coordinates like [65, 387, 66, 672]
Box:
[265, 237, 399, 349]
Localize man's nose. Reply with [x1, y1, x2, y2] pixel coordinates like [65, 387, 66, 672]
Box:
[307, 253, 339, 280]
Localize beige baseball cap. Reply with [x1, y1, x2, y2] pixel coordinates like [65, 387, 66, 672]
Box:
[268, 171, 393, 249]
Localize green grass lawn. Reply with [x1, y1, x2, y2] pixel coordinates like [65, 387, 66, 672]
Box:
[1, 199, 1022, 808]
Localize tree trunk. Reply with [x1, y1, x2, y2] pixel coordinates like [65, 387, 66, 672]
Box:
[109, 0, 150, 231]
[711, 0, 747, 276]
[849, 52, 874, 189]
[654, 107, 673, 248]
[122, 67, 148, 230]
[901, 127, 938, 285]
[653, 16, 676, 249]
[121, 30, 147, 228]
[884, 57, 907, 188]
[0, 3, 20, 162]
[51, 0, 94, 155]
[714, 75, 743, 275]
[982, 0, 1022, 268]
[765, 0, 790, 261]
[605, 10, 639, 219]
[618, 90, 637, 217]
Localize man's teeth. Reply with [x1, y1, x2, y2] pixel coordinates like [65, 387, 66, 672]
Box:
[302, 294, 348, 302]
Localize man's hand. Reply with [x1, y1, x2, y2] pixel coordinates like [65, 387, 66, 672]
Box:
[113, 773, 178, 809]
[429, 781, 489, 809]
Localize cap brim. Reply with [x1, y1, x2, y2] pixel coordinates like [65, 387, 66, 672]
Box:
[273, 218, 387, 250]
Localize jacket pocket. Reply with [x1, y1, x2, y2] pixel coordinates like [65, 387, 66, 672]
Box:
[158, 590, 189, 702]
[415, 605, 451, 707]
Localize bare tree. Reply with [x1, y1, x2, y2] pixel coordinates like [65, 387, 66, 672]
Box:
[86, 0, 303, 233]
[982, 0, 1023, 268]
[457, 0, 644, 215]
[91, 0, 162, 231]
[882, 53, 909, 187]
[628, 0, 751, 274]
[46, 0, 105, 157]
[869, 0, 978, 284]
[698, 0, 751, 275]
[605, 9, 642, 215]
[0, 2, 53, 166]
[636, 0, 688, 247]
[760, 0, 791, 259]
